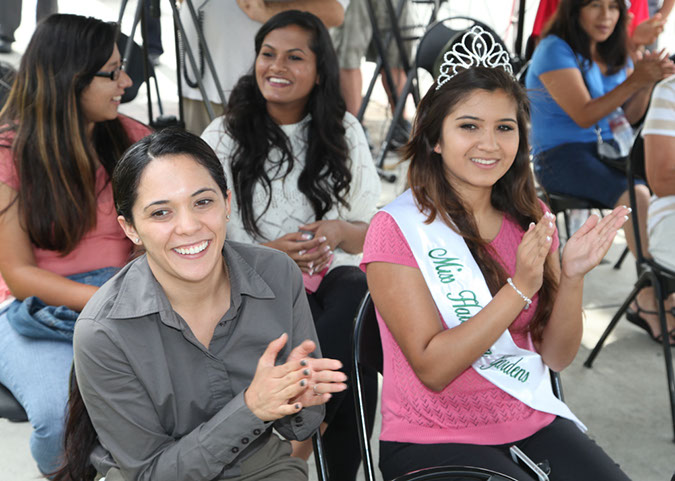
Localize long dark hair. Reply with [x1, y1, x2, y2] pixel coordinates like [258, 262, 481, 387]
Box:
[544, 0, 628, 74]
[404, 67, 557, 342]
[226, 10, 350, 239]
[53, 129, 229, 481]
[0, 14, 133, 253]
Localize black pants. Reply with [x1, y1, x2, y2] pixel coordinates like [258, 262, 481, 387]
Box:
[307, 266, 378, 481]
[380, 418, 632, 481]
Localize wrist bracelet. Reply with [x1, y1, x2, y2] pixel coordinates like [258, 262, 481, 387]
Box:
[507, 278, 532, 310]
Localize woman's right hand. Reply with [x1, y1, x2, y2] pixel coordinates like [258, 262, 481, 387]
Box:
[263, 232, 332, 274]
[630, 49, 675, 88]
[512, 212, 557, 299]
[245, 333, 312, 421]
[244, 334, 344, 421]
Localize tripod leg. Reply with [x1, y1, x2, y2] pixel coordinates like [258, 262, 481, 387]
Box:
[167, 0, 216, 120]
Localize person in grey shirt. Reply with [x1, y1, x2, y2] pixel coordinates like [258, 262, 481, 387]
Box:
[53, 129, 347, 481]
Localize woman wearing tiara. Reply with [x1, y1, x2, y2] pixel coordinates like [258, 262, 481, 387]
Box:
[526, 0, 675, 343]
[362, 26, 633, 481]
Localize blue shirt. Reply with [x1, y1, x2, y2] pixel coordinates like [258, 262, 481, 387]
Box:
[525, 35, 630, 154]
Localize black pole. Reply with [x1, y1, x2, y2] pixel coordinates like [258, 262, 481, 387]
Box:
[514, 0, 527, 59]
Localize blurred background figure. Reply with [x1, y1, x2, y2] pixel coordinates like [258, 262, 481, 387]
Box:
[0, 0, 58, 53]
[641, 73, 675, 339]
[331, 0, 414, 147]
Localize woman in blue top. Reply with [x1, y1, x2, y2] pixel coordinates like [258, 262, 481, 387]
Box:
[526, 0, 675, 343]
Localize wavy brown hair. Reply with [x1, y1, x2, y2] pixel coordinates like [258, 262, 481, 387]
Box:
[544, 0, 628, 75]
[404, 67, 557, 342]
[226, 10, 350, 240]
[0, 14, 133, 254]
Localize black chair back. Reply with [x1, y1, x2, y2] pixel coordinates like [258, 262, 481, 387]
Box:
[627, 128, 648, 264]
[417, 17, 510, 79]
[352, 292, 381, 481]
[0, 381, 27, 423]
[117, 33, 155, 104]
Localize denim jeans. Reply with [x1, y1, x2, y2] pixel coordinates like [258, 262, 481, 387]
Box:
[6, 267, 118, 342]
[0, 312, 72, 474]
[0, 267, 117, 474]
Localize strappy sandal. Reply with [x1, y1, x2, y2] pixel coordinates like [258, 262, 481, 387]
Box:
[626, 302, 675, 346]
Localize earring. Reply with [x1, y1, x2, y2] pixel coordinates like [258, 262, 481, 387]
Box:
[226, 214, 231, 220]
[134, 238, 140, 243]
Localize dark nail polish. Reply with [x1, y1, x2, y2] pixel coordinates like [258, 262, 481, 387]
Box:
[300, 359, 308, 367]
[303, 369, 310, 376]
[300, 379, 306, 387]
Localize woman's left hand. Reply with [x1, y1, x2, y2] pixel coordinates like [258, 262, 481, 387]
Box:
[561, 205, 631, 280]
[285, 339, 348, 408]
[298, 220, 344, 271]
[631, 14, 666, 48]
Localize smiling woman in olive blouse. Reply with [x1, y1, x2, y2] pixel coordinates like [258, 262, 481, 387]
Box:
[52, 129, 347, 481]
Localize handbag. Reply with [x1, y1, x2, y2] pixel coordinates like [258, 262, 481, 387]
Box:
[595, 123, 630, 173]
[576, 57, 633, 173]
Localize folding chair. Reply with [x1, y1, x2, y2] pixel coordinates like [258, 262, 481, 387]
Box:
[352, 292, 560, 481]
[312, 431, 330, 481]
[583, 129, 675, 441]
[359, 0, 445, 125]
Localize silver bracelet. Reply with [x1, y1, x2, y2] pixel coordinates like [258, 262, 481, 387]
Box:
[507, 278, 532, 310]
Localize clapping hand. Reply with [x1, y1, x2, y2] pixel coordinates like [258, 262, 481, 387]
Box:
[561, 206, 631, 281]
[631, 14, 666, 49]
[512, 212, 557, 299]
[244, 334, 346, 421]
[286, 338, 347, 408]
[632, 48, 675, 87]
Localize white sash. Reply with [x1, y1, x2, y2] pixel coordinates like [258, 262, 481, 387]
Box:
[382, 190, 586, 431]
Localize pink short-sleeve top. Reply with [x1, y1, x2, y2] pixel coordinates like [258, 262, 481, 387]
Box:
[0, 116, 151, 302]
[360, 203, 559, 445]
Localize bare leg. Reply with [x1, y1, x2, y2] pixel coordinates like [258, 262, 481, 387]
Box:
[340, 69, 363, 117]
[381, 67, 407, 115]
[617, 187, 675, 338]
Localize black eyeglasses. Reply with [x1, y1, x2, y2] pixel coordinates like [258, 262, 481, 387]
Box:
[94, 61, 126, 81]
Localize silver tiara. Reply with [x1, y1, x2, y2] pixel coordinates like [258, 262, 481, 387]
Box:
[436, 25, 513, 90]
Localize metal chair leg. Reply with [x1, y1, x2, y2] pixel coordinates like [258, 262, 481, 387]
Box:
[312, 432, 330, 481]
[651, 275, 675, 442]
[613, 247, 630, 270]
[584, 277, 647, 368]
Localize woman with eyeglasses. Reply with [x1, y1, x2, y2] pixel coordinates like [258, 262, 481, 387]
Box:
[0, 14, 149, 474]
